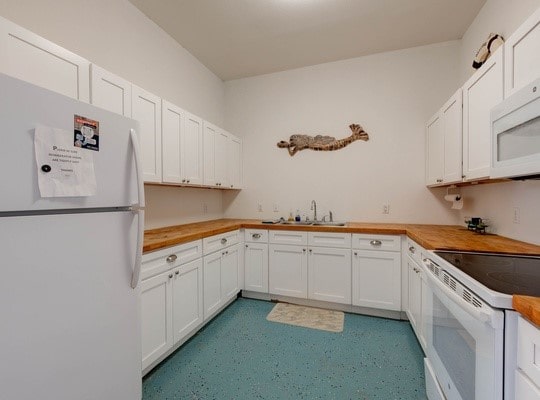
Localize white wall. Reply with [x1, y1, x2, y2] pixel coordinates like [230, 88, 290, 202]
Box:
[223, 42, 461, 224]
[456, 0, 540, 244]
[0, 0, 226, 228]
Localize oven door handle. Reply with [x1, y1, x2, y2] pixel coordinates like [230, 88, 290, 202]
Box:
[422, 259, 499, 328]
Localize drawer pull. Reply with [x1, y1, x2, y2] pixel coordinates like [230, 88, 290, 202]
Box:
[409, 246, 416, 253]
[252, 233, 261, 239]
[370, 240, 382, 246]
[168, 273, 173, 279]
[221, 238, 228, 244]
[175, 271, 179, 275]
[166, 254, 177, 263]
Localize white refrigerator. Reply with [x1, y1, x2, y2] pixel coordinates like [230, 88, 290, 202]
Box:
[0, 73, 144, 399]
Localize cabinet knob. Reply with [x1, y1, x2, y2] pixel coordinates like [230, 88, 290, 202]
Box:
[354, 252, 358, 256]
[182, 179, 186, 183]
[175, 270, 179, 275]
[252, 233, 261, 239]
[462, 175, 466, 179]
[168, 274, 173, 279]
[309, 249, 312, 253]
[302, 248, 306, 252]
[369, 240, 382, 246]
[436, 179, 443, 183]
[245, 244, 248, 248]
[409, 246, 415, 254]
[187, 179, 190, 183]
[166, 254, 177, 263]
[221, 238, 228, 244]
[230, 185, 234, 188]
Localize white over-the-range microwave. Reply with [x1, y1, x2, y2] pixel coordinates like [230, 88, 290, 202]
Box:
[491, 77, 540, 179]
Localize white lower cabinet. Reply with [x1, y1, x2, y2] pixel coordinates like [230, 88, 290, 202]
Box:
[352, 250, 401, 311]
[141, 247, 203, 372]
[172, 259, 203, 343]
[406, 255, 427, 350]
[269, 244, 308, 298]
[308, 246, 351, 304]
[203, 243, 240, 320]
[244, 242, 269, 293]
[141, 270, 173, 371]
[515, 315, 540, 399]
[351, 234, 402, 312]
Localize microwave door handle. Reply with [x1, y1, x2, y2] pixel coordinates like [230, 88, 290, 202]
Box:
[422, 260, 499, 328]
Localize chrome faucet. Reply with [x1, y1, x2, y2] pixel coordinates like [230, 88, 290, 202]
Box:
[310, 200, 317, 221]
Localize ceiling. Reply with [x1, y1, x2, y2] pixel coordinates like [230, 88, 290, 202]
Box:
[129, 0, 486, 81]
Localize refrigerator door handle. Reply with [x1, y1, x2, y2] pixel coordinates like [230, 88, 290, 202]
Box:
[131, 208, 144, 289]
[130, 128, 145, 208]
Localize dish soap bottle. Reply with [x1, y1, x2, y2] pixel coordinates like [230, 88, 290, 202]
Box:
[288, 211, 294, 222]
[295, 210, 301, 222]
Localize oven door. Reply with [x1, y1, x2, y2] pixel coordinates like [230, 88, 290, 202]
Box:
[422, 258, 504, 400]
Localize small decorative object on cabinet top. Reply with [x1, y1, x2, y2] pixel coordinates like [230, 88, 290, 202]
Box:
[277, 123, 369, 156]
[472, 33, 504, 69]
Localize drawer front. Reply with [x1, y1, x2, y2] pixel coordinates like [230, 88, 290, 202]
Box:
[269, 230, 308, 246]
[406, 238, 424, 265]
[141, 240, 203, 280]
[308, 232, 351, 248]
[352, 234, 401, 252]
[203, 230, 240, 255]
[517, 316, 540, 386]
[244, 229, 268, 243]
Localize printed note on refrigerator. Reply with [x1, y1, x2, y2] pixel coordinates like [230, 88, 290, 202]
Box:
[34, 125, 97, 197]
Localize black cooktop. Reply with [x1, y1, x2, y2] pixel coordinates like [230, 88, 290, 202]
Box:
[434, 251, 540, 296]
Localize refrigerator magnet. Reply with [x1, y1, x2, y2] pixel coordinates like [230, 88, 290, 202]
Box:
[74, 115, 100, 151]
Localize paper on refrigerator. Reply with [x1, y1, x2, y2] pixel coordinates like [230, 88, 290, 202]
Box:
[34, 125, 97, 197]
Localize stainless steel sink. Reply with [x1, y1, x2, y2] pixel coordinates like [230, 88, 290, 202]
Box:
[279, 221, 314, 225]
[311, 221, 347, 227]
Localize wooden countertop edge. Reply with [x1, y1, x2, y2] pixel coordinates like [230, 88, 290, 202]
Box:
[513, 295, 540, 327]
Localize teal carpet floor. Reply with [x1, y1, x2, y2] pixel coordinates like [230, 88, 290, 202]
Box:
[143, 298, 426, 400]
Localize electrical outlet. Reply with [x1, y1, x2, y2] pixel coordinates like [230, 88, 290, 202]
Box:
[383, 204, 390, 214]
[203, 203, 208, 214]
[257, 202, 263, 212]
[513, 207, 520, 224]
[273, 203, 279, 213]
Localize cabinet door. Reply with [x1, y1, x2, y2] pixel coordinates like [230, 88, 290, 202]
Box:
[141, 272, 173, 370]
[215, 129, 230, 187]
[308, 247, 351, 304]
[228, 134, 242, 189]
[352, 250, 401, 311]
[132, 85, 162, 183]
[90, 64, 131, 116]
[406, 257, 422, 339]
[203, 251, 222, 320]
[203, 121, 217, 186]
[183, 112, 204, 185]
[505, 8, 540, 97]
[161, 100, 184, 184]
[172, 259, 203, 344]
[269, 244, 308, 298]
[426, 112, 444, 186]
[462, 48, 504, 181]
[442, 89, 463, 184]
[0, 16, 89, 101]
[244, 243, 269, 293]
[221, 244, 240, 301]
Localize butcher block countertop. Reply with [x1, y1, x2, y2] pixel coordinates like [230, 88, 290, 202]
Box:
[144, 219, 540, 324]
[144, 218, 540, 255]
[513, 296, 540, 327]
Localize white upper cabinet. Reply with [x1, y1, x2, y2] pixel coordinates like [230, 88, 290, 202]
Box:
[462, 48, 504, 181]
[161, 101, 204, 186]
[182, 112, 204, 185]
[0, 16, 89, 101]
[504, 7, 540, 98]
[203, 122, 229, 187]
[161, 100, 185, 184]
[228, 134, 243, 189]
[132, 85, 162, 183]
[426, 112, 444, 186]
[90, 64, 132, 116]
[442, 89, 463, 184]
